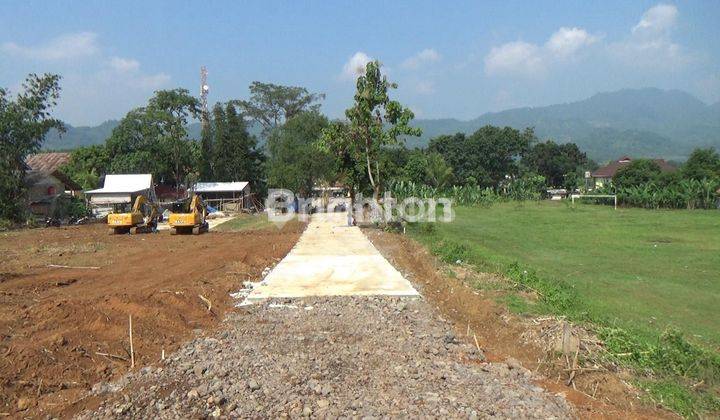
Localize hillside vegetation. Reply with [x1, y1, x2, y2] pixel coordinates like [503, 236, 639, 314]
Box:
[45, 88, 718, 162]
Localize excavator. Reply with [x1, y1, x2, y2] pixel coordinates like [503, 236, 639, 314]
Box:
[169, 194, 209, 235]
[107, 195, 159, 235]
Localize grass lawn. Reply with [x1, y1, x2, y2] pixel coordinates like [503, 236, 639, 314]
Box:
[213, 213, 273, 232]
[410, 201, 720, 347]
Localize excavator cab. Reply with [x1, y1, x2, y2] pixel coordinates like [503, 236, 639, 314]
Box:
[168, 194, 209, 235]
[107, 195, 159, 235]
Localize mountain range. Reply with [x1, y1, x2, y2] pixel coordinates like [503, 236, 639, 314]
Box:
[43, 88, 719, 163]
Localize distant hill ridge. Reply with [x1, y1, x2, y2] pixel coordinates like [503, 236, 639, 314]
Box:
[44, 88, 720, 162]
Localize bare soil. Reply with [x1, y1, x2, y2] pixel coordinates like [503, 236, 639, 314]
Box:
[0, 222, 303, 417]
[365, 229, 676, 420]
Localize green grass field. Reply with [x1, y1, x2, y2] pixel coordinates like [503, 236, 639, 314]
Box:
[213, 214, 273, 232]
[410, 201, 720, 415]
[411, 201, 720, 346]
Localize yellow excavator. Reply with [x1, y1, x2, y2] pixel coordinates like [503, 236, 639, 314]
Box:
[169, 194, 209, 235]
[107, 195, 159, 235]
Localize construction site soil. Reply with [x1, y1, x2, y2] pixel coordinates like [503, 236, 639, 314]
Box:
[365, 229, 674, 420]
[0, 222, 303, 417]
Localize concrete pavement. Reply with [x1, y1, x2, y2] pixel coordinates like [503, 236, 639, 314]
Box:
[244, 212, 418, 301]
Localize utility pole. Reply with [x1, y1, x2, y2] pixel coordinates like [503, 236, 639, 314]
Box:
[200, 66, 209, 128]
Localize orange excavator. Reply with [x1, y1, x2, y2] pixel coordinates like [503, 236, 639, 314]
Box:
[168, 194, 209, 235]
[107, 195, 159, 234]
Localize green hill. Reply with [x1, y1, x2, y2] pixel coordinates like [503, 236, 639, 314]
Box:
[407, 88, 719, 162]
[43, 88, 719, 162]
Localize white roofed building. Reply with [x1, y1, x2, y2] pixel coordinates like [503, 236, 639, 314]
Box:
[193, 181, 250, 212]
[85, 174, 155, 216]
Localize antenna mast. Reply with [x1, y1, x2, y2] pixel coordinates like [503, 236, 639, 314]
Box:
[200, 66, 209, 128]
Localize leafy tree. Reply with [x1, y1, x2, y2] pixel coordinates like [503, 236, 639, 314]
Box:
[235, 82, 324, 133]
[148, 89, 201, 189]
[342, 60, 421, 199]
[199, 122, 213, 180]
[105, 89, 199, 188]
[377, 146, 410, 188]
[267, 111, 334, 195]
[212, 103, 264, 188]
[319, 121, 368, 202]
[402, 150, 428, 185]
[429, 126, 534, 188]
[401, 150, 453, 189]
[61, 144, 110, 189]
[424, 152, 454, 189]
[0, 74, 64, 222]
[682, 148, 720, 181]
[613, 159, 662, 188]
[522, 140, 587, 188]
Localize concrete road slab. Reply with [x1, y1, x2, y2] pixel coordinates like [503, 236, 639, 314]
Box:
[245, 212, 418, 301]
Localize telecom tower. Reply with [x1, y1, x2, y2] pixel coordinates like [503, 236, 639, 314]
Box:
[200, 66, 209, 128]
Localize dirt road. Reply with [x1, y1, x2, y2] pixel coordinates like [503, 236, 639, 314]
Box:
[79, 214, 574, 418]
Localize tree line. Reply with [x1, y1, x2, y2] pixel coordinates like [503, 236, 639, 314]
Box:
[2, 64, 719, 224]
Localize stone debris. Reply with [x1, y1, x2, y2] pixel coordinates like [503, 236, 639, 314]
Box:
[81, 296, 572, 419]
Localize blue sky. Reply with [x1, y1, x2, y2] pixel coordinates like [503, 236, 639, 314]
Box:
[1, 1, 719, 126]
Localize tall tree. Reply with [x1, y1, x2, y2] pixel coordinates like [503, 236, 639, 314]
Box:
[105, 89, 200, 188]
[319, 121, 368, 203]
[212, 103, 264, 187]
[0, 74, 64, 221]
[682, 148, 720, 181]
[343, 60, 421, 199]
[235, 82, 324, 133]
[199, 123, 213, 180]
[61, 144, 110, 189]
[429, 126, 534, 188]
[267, 111, 334, 195]
[148, 89, 200, 190]
[522, 140, 587, 188]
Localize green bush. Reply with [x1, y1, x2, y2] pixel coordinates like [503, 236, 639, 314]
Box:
[0, 218, 13, 231]
[596, 177, 719, 209]
[431, 239, 470, 264]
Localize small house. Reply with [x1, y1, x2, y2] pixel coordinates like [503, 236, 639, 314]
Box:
[85, 174, 156, 217]
[591, 156, 675, 189]
[24, 153, 82, 217]
[193, 182, 250, 212]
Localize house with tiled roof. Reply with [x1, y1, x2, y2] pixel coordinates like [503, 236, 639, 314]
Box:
[24, 152, 82, 216]
[591, 156, 676, 189]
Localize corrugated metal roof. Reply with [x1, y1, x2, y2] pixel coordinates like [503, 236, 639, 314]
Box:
[194, 181, 249, 192]
[26, 152, 71, 173]
[86, 174, 153, 194]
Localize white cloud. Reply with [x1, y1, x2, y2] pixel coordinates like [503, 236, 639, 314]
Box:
[2, 32, 172, 124]
[135, 73, 171, 90]
[109, 56, 140, 73]
[610, 3, 690, 69]
[402, 48, 441, 69]
[484, 41, 544, 76]
[545, 27, 598, 58]
[414, 80, 435, 95]
[485, 24, 601, 77]
[105, 56, 170, 89]
[632, 4, 678, 36]
[1, 32, 99, 60]
[341, 51, 372, 80]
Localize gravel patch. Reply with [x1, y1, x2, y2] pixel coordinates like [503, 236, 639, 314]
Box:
[81, 296, 573, 418]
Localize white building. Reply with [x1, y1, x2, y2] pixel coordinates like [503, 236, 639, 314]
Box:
[85, 174, 155, 217]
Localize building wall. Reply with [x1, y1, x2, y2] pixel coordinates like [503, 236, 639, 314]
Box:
[27, 175, 65, 203]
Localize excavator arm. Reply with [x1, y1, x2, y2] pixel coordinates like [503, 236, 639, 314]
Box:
[108, 194, 159, 234]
